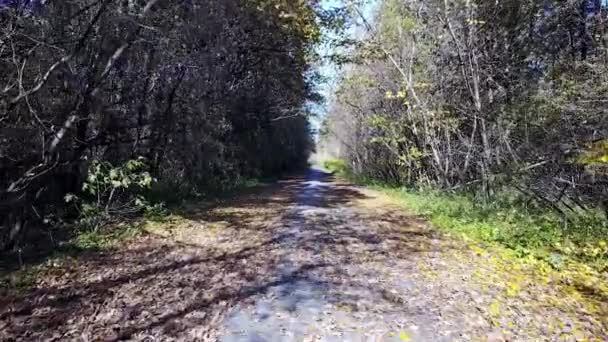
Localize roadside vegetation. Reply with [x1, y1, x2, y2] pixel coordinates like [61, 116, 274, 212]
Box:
[319, 0, 608, 279]
[0, 0, 333, 273]
[324, 157, 608, 333]
[0, 156, 271, 291]
[324, 158, 608, 272]
[2, 0, 608, 337]
[323, 157, 608, 326]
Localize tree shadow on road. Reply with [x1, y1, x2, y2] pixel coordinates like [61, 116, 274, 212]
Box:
[0, 169, 460, 340]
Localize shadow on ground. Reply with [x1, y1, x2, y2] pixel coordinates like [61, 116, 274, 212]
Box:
[0, 169, 454, 341]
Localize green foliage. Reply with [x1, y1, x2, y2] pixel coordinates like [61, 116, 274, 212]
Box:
[72, 223, 145, 250]
[1, 0, 320, 252]
[323, 158, 348, 175]
[66, 158, 159, 231]
[382, 186, 608, 271]
[578, 139, 608, 169]
[336, 162, 608, 271]
[378, 0, 416, 48]
[252, 0, 322, 43]
[321, 0, 608, 218]
[343, 74, 378, 88]
[81, 158, 154, 196]
[0, 263, 43, 291]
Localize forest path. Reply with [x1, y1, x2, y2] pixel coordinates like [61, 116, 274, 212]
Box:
[1, 169, 606, 341]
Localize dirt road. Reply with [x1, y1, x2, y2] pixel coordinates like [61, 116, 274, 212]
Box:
[1, 169, 606, 341]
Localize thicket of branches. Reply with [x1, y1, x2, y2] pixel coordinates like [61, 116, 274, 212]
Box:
[322, 0, 608, 217]
[0, 0, 321, 250]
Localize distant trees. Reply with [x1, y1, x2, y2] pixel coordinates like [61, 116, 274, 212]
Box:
[0, 0, 320, 250]
[321, 0, 608, 216]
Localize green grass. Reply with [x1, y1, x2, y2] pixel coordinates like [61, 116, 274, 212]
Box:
[1, 175, 272, 291]
[72, 223, 146, 250]
[381, 188, 606, 266]
[323, 158, 348, 175]
[0, 223, 147, 291]
[323, 159, 608, 271]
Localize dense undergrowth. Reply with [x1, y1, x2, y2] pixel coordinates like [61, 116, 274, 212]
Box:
[1, 0, 318, 254]
[323, 158, 608, 273]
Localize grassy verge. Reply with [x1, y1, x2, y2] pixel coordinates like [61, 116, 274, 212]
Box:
[0, 222, 148, 292]
[323, 158, 608, 323]
[0, 176, 271, 292]
[322, 158, 608, 272]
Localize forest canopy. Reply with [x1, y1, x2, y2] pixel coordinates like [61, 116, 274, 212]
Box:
[0, 0, 325, 251]
[321, 0, 608, 218]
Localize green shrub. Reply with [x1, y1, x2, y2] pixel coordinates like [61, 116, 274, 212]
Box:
[65, 157, 160, 231]
[323, 158, 348, 175]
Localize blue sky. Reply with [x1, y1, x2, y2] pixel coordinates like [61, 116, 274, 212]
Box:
[309, 0, 377, 136]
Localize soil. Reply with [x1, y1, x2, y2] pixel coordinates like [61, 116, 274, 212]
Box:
[1, 169, 606, 341]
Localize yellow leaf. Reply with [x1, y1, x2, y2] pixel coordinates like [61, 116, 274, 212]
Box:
[489, 300, 501, 316]
[399, 332, 411, 341]
[506, 282, 520, 297]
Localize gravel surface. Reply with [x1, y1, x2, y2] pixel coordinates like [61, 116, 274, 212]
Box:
[220, 170, 450, 341]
